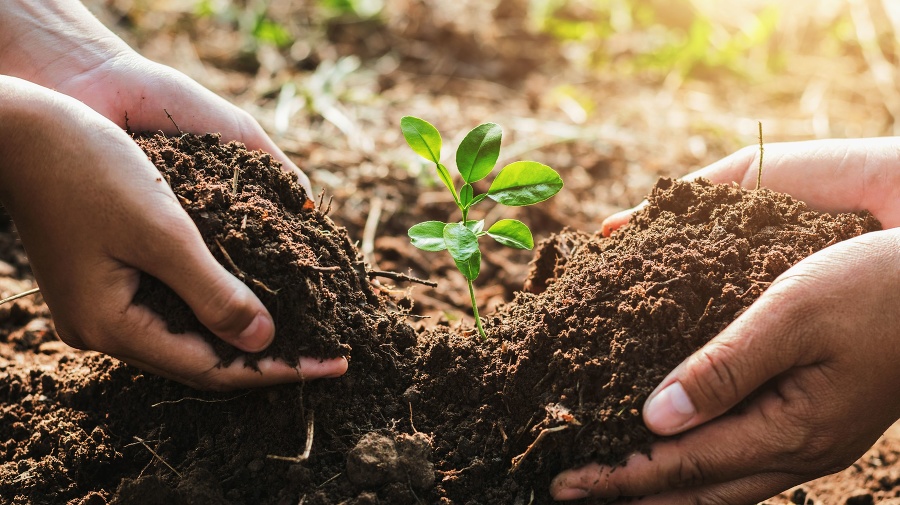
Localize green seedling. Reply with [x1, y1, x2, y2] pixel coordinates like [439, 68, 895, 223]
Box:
[401, 116, 564, 339]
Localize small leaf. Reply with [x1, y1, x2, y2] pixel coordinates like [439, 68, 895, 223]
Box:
[456, 123, 502, 184]
[487, 161, 563, 206]
[487, 219, 534, 249]
[443, 223, 479, 262]
[454, 250, 481, 280]
[400, 116, 442, 164]
[435, 163, 459, 203]
[464, 219, 485, 234]
[464, 193, 488, 210]
[408, 221, 448, 251]
[459, 183, 474, 209]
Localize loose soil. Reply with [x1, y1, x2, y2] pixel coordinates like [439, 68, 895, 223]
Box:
[0, 135, 896, 505]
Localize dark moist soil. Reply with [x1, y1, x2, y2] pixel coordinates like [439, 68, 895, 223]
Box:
[0, 134, 892, 505]
[131, 132, 383, 365]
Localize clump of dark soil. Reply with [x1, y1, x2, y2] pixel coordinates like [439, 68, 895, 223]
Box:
[0, 135, 890, 505]
[132, 132, 384, 365]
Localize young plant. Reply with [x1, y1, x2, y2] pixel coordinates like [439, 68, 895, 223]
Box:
[401, 116, 563, 339]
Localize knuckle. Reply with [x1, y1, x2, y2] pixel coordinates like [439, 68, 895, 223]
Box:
[691, 343, 742, 407]
[668, 452, 708, 489]
[201, 286, 254, 335]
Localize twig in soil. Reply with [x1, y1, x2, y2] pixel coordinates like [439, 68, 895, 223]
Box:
[164, 109, 182, 133]
[251, 278, 280, 295]
[214, 239, 244, 278]
[367, 270, 437, 288]
[267, 411, 315, 463]
[133, 436, 183, 478]
[756, 121, 764, 190]
[151, 392, 250, 408]
[317, 472, 341, 488]
[361, 196, 383, 269]
[232, 165, 240, 195]
[409, 402, 418, 433]
[316, 188, 325, 212]
[304, 264, 342, 273]
[0, 287, 40, 306]
[509, 425, 569, 474]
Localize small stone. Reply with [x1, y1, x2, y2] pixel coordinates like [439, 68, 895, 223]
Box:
[396, 432, 435, 491]
[345, 432, 400, 488]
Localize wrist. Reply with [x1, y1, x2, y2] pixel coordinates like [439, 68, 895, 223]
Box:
[0, 0, 134, 89]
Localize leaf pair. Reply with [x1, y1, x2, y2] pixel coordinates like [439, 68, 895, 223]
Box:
[409, 218, 535, 280]
[400, 116, 564, 339]
[401, 116, 563, 210]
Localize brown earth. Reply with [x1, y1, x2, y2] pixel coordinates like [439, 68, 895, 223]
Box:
[0, 135, 897, 505]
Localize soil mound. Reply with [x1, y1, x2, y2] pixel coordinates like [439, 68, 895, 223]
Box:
[0, 136, 890, 505]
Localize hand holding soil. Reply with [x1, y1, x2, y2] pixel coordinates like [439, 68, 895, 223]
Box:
[553, 138, 900, 502]
[0, 0, 346, 389]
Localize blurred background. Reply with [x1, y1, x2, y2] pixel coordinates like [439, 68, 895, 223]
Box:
[82, 0, 900, 316]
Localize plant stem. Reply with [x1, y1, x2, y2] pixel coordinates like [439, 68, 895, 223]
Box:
[467, 279, 486, 340]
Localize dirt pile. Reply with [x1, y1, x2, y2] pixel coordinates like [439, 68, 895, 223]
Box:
[0, 136, 892, 505]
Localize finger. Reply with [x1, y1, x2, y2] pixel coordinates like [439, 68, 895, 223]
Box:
[600, 203, 646, 236]
[111, 303, 347, 390]
[607, 472, 797, 505]
[640, 279, 811, 436]
[551, 398, 802, 499]
[115, 197, 275, 353]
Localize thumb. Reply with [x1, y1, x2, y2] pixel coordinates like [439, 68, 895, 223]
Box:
[127, 213, 275, 353]
[600, 203, 645, 236]
[641, 289, 802, 436]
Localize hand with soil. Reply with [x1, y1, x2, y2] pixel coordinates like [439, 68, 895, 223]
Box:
[0, 2, 346, 389]
[0, 0, 312, 198]
[551, 138, 900, 502]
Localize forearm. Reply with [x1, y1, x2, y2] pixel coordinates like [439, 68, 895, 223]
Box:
[0, 0, 132, 88]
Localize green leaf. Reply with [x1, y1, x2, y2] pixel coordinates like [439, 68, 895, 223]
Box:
[408, 221, 448, 251]
[456, 123, 502, 183]
[435, 163, 459, 203]
[459, 183, 474, 209]
[465, 193, 488, 210]
[464, 219, 485, 234]
[453, 249, 481, 280]
[487, 219, 534, 249]
[443, 222, 479, 262]
[400, 116, 442, 164]
[487, 161, 563, 206]
[253, 16, 293, 48]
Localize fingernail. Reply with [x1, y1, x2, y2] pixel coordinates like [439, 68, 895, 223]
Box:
[554, 488, 590, 500]
[238, 313, 274, 349]
[644, 381, 696, 433]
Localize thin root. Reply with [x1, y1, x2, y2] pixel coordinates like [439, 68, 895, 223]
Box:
[214, 239, 244, 278]
[509, 425, 569, 474]
[0, 287, 40, 307]
[267, 411, 315, 463]
[133, 436, 183, 478]
[368, 270, 437, 288]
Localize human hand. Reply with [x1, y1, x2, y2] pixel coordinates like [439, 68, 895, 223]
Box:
[0, 0, 312, 196]
[0, 76, 346, 390]
[552, 138, 900, 503]
[600, 137, 900, 235]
